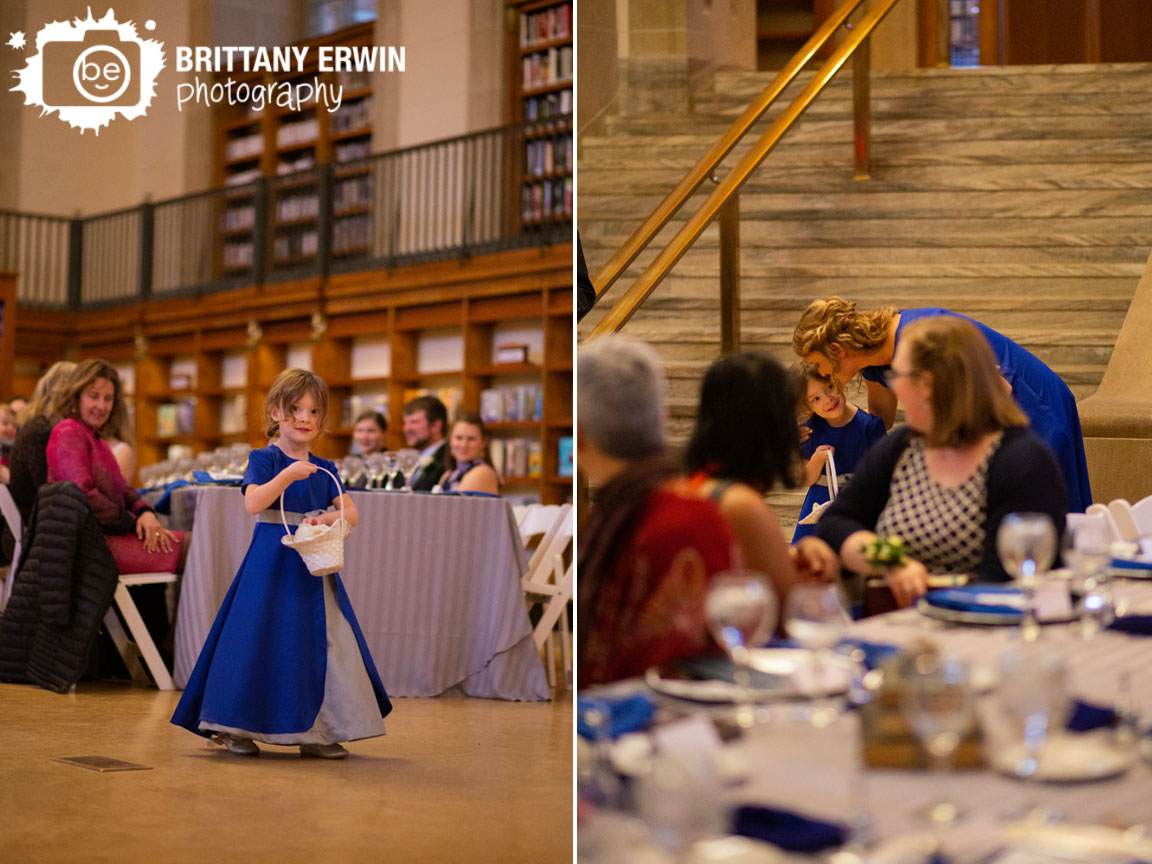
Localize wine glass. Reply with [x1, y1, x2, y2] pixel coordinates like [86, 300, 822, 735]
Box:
[704, 571, 777, 728]
[899, 653, 974, 828]
[363, 452, 384, 488]
[997, 646, 1069, 785]
[996, 512, 1057, 642]
[1063, 518, 1113, 639]
[343, 455, 366, 489]
[380, 450, 400, 490]
[784, 582, 851, 726]
[395, 448, 420, 491]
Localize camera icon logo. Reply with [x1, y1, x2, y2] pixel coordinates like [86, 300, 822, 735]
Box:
[10, 8, 164, 134]
[43, 29, 140, 107]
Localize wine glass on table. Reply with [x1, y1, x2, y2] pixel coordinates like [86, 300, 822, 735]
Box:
[395, 448, 420, 491]
[996, 512, 1057, 642]
[1062, 517, 1113, 639]
[997, 645, 1069, 810]
[783, 582, 851, 727]
[380, 451, 400, 490]
[899, 653, 975, 828]
[704, 571, 777, 729]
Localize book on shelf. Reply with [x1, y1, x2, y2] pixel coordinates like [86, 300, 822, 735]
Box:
[494, 343, 529, 365]
[527, 440, 542, 478]
[557, 435, 573, 477]
[156, 404, 177, 437]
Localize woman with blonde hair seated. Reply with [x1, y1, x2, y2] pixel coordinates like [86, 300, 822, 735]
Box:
[816, 316, 1066, 608]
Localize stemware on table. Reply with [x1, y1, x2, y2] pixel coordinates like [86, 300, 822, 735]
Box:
[1062, 517, 1113, 639]
[898, 652, 975, 828]
[996, 512, 1057, 642]
[704, 570, 777, 728]
[783, 581, 851, 726]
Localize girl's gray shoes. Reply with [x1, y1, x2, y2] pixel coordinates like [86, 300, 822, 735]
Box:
[216, 733, 260, 756]
[299, 743, 349, 759]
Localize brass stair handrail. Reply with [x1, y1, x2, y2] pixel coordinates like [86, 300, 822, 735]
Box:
[591, 0, 865, 301]
[588, 0, 905, 339]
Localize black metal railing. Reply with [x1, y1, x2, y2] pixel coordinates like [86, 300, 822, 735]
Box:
[0, 116, 572, 310]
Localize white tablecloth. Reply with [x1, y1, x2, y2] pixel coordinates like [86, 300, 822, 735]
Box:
[171, 486, 549, 700]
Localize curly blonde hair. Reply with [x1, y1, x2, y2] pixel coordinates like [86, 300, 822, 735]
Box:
[792, 297, 896, 374]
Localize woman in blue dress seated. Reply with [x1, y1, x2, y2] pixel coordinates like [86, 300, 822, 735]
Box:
[793, 297, 1091, 512]
[439, 412, 500, 495]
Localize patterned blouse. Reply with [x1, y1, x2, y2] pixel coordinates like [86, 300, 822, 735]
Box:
[874, 434, 1003, 575]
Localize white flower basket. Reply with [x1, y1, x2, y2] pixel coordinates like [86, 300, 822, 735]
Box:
[798, 450, 838, 525]
[279, 464, 351, 576]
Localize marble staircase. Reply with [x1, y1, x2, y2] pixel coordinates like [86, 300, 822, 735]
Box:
[578, 63, 1152, 526]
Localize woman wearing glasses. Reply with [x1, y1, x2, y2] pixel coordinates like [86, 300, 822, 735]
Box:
[793, 298, 1090, 511]
[814, 316, 1067, 608]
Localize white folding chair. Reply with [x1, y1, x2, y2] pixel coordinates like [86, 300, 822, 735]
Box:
[518, 503, 560, 547]
[102, 571, 177, 690]
[521, 504, 573, 689]
[1107, 499, 1141, 543]
[0, 485, 22, 612]
[1086, 502, 1124, 543]
[1129, 495, 1152, 537]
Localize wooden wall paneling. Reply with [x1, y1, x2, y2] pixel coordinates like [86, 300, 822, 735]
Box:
[979, 0, 1004, 66]
[1099, 0, 1152, 61]
[1004, 0, 1089, 65]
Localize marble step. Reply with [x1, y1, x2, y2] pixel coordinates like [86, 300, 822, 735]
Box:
[580, 160, 1152, 196]
[581, 217, 1152, 251]
[580, 135, 1152, 169]
[709, 64, 1152, 98]
[602, 112, 1152, 141]
[581, 188, 1152, 221]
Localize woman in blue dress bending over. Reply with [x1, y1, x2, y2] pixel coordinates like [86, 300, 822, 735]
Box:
[792, 297, 1091, 511]
[172, 369, 391, 758]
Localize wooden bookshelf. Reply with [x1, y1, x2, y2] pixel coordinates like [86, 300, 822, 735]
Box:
[507, 0, 573, 232]
[212, 23, 375, 277]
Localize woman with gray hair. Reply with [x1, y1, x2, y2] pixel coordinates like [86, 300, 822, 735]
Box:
[577, 335, 737, 686]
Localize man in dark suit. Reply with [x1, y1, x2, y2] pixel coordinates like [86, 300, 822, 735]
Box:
[402, 395, 448, 491]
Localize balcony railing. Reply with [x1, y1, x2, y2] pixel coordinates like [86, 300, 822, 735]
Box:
[0, 117, 573, 310]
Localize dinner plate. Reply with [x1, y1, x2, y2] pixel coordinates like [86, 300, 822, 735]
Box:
[917, 585, 1075, 626]
[644, 651, 854, 704]
[1107, 556, 1152, 579]
[998, 820, 1152, 862]
[991, 731, 1137, 782]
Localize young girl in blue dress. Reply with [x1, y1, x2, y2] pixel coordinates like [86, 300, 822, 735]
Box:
[172, 369, 391, 758]
[793, 365, 886, 541]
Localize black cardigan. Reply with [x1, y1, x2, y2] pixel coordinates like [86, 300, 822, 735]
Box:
[816, 425, 1067, 582]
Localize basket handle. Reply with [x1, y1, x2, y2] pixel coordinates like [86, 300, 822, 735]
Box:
[826, 450, 838, 501]
[278, 462, 346, 537]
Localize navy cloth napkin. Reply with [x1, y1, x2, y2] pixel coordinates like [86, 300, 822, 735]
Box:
[1110, 615, 1152, 635]
[731, 805, 847, 853]
[1066, 699, 1117, 732]
[150, 479, 189, 515]
[576, 693, 655, 739]
[922, 584, 1021, 616]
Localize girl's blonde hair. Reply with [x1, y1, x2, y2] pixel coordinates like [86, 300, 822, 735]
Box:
[21, 360, 77, 424]
[48, 359, 128, 435]
[792, 362, 844, 419]
[792, 297, 896, 375]
[264, 369, 329, 438]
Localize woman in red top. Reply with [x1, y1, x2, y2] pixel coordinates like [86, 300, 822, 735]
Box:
[46, 360, 189, 656]
[46, 359, 186, 574]
[577, 335, 737, 686]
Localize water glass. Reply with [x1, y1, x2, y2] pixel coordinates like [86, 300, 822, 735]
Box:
[899, 653, 974, 826]
[380, 451, 399, 489]
[997, 645, 1069, 780]
[704, 571, 777, 728]
[996, 512, 1057, 641]
[784, 582, 851, 726]
[1063, 519, 1113, 638]
[395, 448, 420, 491]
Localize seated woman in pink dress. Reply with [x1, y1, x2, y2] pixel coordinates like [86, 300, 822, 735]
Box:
[46, 359, 188, 648]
